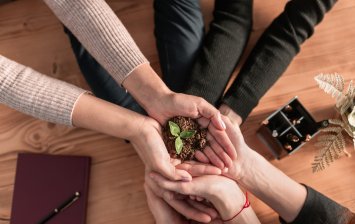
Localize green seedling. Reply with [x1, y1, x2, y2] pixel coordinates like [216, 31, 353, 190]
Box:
[168, 121, 196, 155]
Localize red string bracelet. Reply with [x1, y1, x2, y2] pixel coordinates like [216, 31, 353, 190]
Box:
[222, 191, 251, 222]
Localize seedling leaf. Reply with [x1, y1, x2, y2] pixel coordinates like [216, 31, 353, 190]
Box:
[180, 130, 196, 139]
[169, 121, 180, 137]
[175, 137, 183, 154]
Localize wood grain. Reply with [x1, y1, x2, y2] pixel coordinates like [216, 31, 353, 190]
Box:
[0, 0, 354, 223]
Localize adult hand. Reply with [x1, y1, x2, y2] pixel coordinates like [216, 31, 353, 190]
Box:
[195, 115, 254, 180]
[129, 117, 222, 181]
[123, 64, 226, 128]
[144, 183, 187, 224]
[123, 64, 237, 168]
[149, 172, 246, 222]
[219, 116, 255, 181]
[145, 168, 222, 224]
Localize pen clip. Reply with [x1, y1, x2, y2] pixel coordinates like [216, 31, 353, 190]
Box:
[59, 192, 80, 213]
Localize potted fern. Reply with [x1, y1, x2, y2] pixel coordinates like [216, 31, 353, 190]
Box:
[312, 73, 355, 172]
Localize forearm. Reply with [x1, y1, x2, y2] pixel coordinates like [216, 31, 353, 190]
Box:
[227, 207, 261, 224]
[0, 55, 86, 126]
[43, 0, 148, 85]
[122, 63, 172, 114]
[223, 0, 337, 120]
[72, 93, 146, 140]
[184, 0, 252, 106]
[239, 150, 307, 222]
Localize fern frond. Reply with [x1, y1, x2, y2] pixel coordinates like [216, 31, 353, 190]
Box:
[316, 134, 337, 142]
[312, 131, 346, 172]
[346, 80, 355, 98]
[337, 97, 354, 115]
[320, 126, 343, 133]
[340, 114, 355, 138]
[315, 73, 345, 103]
[328, 119, 345, 127]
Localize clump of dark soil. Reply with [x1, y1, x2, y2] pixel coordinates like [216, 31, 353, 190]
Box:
[163, 116, 208, 161]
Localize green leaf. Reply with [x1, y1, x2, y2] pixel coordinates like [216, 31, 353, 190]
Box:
[175, 137, 183, 154]
[180, 130, 196, 139]
[169, 121, 180, 137]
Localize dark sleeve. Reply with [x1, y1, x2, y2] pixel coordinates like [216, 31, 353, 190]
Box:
[184, 0, 253, 106]
[222, 0, 337, 121]
[280, 185, 354, 224]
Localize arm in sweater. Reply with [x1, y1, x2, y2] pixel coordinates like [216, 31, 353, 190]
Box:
[223, 0, 338, 121]
[184, 0, 253, 107]
[43, 0, 148, 85]
[0, 55, 86, 126]
[1, 0, 151, 125]
[43, 0, 227, 133]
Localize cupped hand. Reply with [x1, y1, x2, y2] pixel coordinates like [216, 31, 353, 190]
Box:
[129, 117, 222, 182]
[149, 172, 246, 221]
[147, 92, 226, 130]
[219, 116, 256, 181]
[145, 168, 222, 224]
[194, 115, 254, 180]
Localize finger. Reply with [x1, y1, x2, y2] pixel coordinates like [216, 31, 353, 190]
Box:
[203, 146, 224, 169]
[195, 150, 210, 164]
[207, 133, 233, 168]
[144, 183, 162, 204]
[210, 219, 224, 224]
[196, 196, 204, 202]
[175, 162, 221, 177]
[197, 100, 225, 130]
[190, 195, 196, 200]
[208, 124, 237, 160]
[222, 115, 246, 147]
[197, 117, 210, 128]
[187, 199, 218, 220]
[145, 173, 169, 198]
[164, 197, 212, 223]
[170, 158, 182, 166]
[159, 163, 192, 182]
[150, 172, 194, 195]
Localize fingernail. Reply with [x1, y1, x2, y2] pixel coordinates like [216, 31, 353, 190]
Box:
[222, 167, 229, 173]
[219, 113, 226, 129]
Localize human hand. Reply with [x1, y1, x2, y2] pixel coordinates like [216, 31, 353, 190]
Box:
[144, 182, 187, 224]
[196, 115, 255, 181]
[149, 172, 246, 222]
[145, 166, 222, 224]
[129, 117, 222, 181]
[140, 92, 238, 169]
[123, 64, 236, 168]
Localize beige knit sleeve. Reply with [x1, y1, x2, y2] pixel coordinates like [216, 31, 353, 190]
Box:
[43, 0, 149, 85]
[0, 55, 87, 126]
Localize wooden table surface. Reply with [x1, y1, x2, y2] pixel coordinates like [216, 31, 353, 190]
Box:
[0, 0, 354, 223]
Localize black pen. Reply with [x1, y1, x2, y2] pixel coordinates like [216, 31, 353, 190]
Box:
[37, 191, 80, 224]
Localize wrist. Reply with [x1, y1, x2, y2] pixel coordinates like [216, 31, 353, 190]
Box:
[126, 116, 152, 142]
[219, 104, 242, 126]
[226, 147, 258, 182]
[122, 63, 172, 112]
[214, 189, 246, 221]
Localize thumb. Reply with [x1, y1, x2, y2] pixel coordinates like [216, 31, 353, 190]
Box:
[197, 100, 226, 130]
[158, 162, 192, 182]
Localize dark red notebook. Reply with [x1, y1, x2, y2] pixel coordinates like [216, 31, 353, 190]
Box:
[10, 153, 91, 224]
